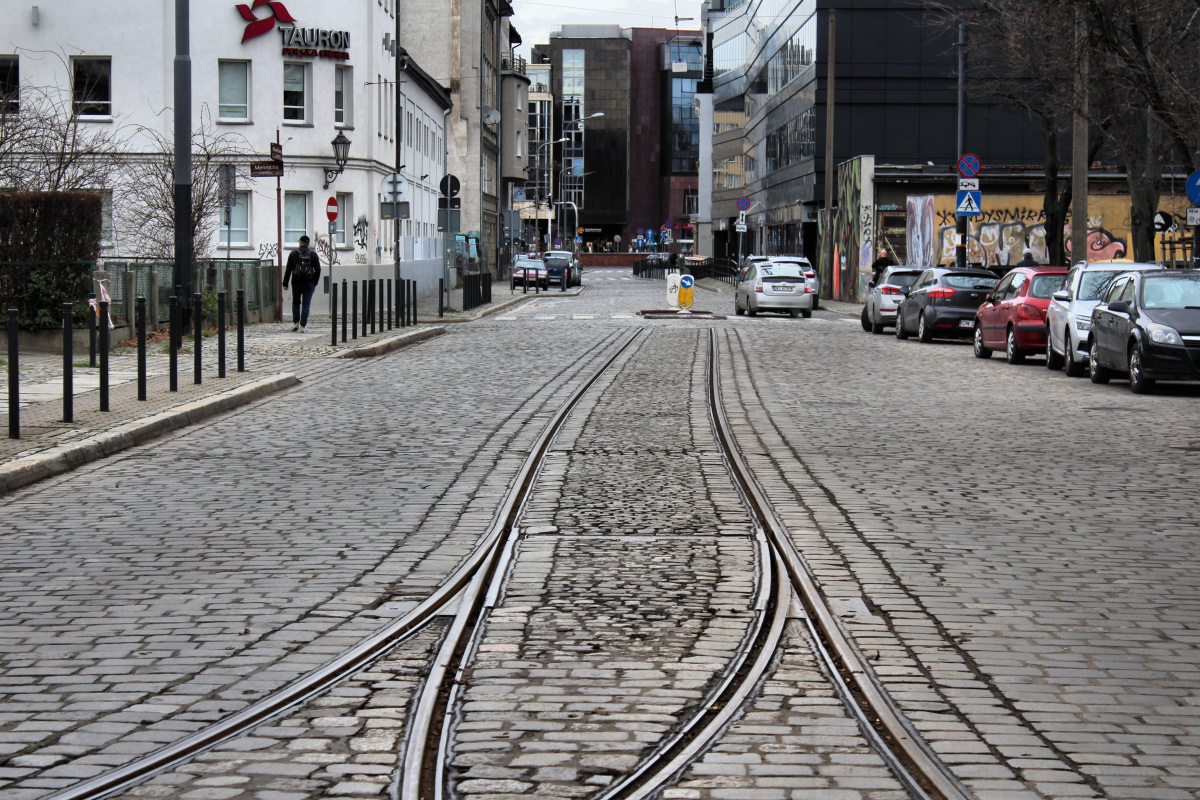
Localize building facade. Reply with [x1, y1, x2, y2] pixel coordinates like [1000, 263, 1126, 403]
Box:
[1, 0, 449, 283]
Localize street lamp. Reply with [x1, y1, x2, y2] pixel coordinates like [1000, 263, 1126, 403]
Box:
[323, 131, 351, 188]
[535, 136, 568, 251]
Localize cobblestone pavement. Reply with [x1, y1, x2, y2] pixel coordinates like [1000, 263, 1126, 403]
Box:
[2, 268, 1198, 800]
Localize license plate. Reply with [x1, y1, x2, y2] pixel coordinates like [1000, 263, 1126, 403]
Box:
[958, 320, 974, 328]
[773, 285, 794, 292]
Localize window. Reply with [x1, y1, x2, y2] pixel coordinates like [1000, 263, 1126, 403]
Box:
[218, 61, 249, 122]
[218, 191, 250, 246]
[334, 192, 352, 245]
[284, 192, 309, 244]
[72, 57, 111, 117]
[283, 63, 308, 122]
[334, 65, 352, 126]
[683, 188, 698, 216]
[0, 56, 17, 115]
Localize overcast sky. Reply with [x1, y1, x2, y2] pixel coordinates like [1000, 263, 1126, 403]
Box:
[511, 0, 704, 56]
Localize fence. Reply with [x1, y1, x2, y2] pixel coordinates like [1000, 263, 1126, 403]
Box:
[463, 273, 492, 311]
[98, 259, 278, 325]
[0, 261, 93, 330]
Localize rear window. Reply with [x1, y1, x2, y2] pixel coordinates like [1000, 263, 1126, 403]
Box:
[545, 258, 568, 268]
[759, 264, 805, 278]
[1078, 270, 1122, 301]
[1029, 274, 1066, 299]
[515, 261, 541, 269]
[886, 271, 921, 288]
[944, 274, 998, 289]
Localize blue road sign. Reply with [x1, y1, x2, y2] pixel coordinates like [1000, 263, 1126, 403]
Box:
[574, 236, 583, 244]
[646, 231, 656, 244]
[956, 190, 982, 216]
[1187, 172, 1200, 205]
[957, 153, 982, 178]
[637, 228, 644, 235]
[680, 275, 694, 289]
[664, 220, 675, 229]
[736, 197, 751, 211]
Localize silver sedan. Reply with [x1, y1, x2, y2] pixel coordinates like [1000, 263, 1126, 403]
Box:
[734, 262, 814, 318]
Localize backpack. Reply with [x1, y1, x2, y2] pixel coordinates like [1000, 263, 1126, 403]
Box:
[295, 250, 319, 284]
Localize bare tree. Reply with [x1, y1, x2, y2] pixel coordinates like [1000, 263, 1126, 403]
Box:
[115, 106, 253, 261]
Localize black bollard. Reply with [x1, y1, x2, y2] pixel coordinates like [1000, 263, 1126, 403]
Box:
[379, 279, 385, 332]
[8, 309, 19, 439]
[352, 281, 358, 340]
[331, 283, 339, 348]
[193, 292, 202, 385]
[341, 279, 348, 343]
[236, 289, 246, 372]
[98, 301, 110, 411]
[412, 280, 418, 325]
[368, 280, 375, 335]
[387, 279, 393, 330]
[524, 270, 528, 294]
[88, 292, 97, 367]
[169, 296, 178, 391]
[439, 278, 444, 318]
[217, 292, 226, 379]
[62, 303, 73, 423]
[137, 297, 147, 400]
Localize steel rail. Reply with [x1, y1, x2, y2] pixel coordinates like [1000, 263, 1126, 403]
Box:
[400, 328, 646, 800]
[706, 329, 973, 800]
[42, 329, 639, 800]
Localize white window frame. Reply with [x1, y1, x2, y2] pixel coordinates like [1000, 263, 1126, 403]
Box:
[219, 190, 251, 246]
[334, 65, 353, 128]
[282, 62, 310, 125]
[334, 192, 352, 246]
[218, 60, 250, 123]
[284, 192, 310, 245]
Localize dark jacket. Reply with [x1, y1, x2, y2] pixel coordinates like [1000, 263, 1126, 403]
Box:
[283, 246, 322, 290]
[1016, 255, 1039, 267]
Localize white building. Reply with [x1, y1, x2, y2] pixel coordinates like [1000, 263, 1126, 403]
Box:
[1, 0, 451, 304]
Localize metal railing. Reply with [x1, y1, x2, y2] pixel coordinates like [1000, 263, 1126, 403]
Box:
[99, 260, 277, 323]
[463, 273, 492, 311]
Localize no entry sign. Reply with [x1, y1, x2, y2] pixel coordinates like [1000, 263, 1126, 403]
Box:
[326, 197, 339, 222]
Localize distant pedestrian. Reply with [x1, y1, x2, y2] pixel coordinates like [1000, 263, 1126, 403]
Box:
[1016, 249, 1039, 267]
[283, 235, 322, 333]
[870, 249, 893, 284]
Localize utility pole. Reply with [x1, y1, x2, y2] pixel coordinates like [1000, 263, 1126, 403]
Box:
[821, 8, 836, 298]
[956, 21, 967, 270]
[173, 0, 192, 340]
[1071, 7, 1089, 267]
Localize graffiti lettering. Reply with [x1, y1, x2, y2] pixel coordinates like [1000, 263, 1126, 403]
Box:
[313, 234, 340, 267]
[353, 215, 369, 250]
[258, 242, 279, 260]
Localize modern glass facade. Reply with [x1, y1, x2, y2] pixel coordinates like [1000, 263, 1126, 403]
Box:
[561, 49, 585, 209]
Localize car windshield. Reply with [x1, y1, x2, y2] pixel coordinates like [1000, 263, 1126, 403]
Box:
[1029, 274, 1067, 299]
[1077, 270, 1122, 301]
[545, 258, 569, 269]
[885, 271, 921, 288]
[1141, 274, 1200, 309]
[759, 265, 805, 279]
[944, 273, 998, 289]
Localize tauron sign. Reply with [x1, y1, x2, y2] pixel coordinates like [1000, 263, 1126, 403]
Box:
[280, 27, 351, 60]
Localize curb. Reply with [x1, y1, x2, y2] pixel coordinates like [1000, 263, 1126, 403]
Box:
[333, 326, 446, 359]
[437, 286, 587, 323]
[0, 373, 299, 497]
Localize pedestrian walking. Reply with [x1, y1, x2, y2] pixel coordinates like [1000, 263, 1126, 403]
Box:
[870, 249, 893, 284]
[283, 235, 322, 333]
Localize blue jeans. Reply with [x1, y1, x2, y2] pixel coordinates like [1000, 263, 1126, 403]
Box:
[291, 283, 316, 326]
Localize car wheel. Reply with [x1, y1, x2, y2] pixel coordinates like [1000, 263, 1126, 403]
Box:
[917, 312, 934, 343]
[871, 315, 885, 335]
[1006, 327, 1026, 364]
[973, 323, 992, 359]
[812, 296, 820, 311]
[790, 308, 802, 318]
[735, 300, 745, 316]
[1088, 338, 1111, 384]
[1045, 327, 1064, 370]
[1128, 343, 1156, 394]
[1064, 329, 1086, 377]
[861, 307, 872, 331]
[895, 311, 909, 339]
[747, 304, 757, 317]
[801, 309, 812, 318]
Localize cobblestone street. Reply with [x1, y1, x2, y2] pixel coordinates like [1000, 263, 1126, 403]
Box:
[1, 269, 1198, 800]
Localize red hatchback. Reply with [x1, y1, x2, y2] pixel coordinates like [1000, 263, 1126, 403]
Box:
[974, 266, 1068, 363]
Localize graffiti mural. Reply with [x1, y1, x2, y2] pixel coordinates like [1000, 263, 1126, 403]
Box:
[313, 233, 340, 267]
[906, 195, 936, 267]
[914, 193, 1190, 268]
[830, 158, 863, 300]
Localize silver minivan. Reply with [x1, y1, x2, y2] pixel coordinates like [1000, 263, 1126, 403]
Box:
[734, 260, 814, 318]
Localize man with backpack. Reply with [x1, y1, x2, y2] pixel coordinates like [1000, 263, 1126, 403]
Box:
[283, 235, 322, 333]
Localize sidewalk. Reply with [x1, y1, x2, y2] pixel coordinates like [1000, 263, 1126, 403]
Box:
[1, 280, 549, 494]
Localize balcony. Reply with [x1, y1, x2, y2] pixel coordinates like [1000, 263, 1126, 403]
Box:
[502, 55, 527, 76]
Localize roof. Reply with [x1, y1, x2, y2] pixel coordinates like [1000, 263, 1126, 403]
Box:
[399, 49, 452, 111]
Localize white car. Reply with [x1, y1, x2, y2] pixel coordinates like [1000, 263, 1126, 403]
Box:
[862, 266, 923, 333]
[734, 260, 814, 318]
[743, 254, 819, 308]
[1046, 260, 1163, 376]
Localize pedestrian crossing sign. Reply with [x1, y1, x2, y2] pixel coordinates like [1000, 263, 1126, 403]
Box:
[956, 190, 982, 216]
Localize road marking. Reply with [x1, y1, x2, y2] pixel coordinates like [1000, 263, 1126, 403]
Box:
[572, 315, 595, 319]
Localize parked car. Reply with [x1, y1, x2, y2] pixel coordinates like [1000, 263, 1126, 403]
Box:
[742, 254, 820, 308]
[734, 261, 814, 318]
[973, 266, 1067, 362]
[862, 267, 923, 333]
[512, 258, 547, 289]
[1087, 269, 1200, 393]
[895, 268, 998, 342]
[1046, 260, 1163, 376]
[544, 250, 580, 286]
[543, 255, 572, 287]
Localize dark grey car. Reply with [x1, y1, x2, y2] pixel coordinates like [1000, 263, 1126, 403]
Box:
[895, 268, 998, 342]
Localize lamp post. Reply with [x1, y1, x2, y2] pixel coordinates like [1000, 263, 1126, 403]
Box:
[557, 201, 579, 253]
[323, 131, 351, 189]
[535, 136, 568, 252]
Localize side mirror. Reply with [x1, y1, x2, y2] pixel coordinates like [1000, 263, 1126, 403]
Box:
[1052, 290, 1069, 302]
[1108, 300, 1131, 314]
[868, 280, 876, 289]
